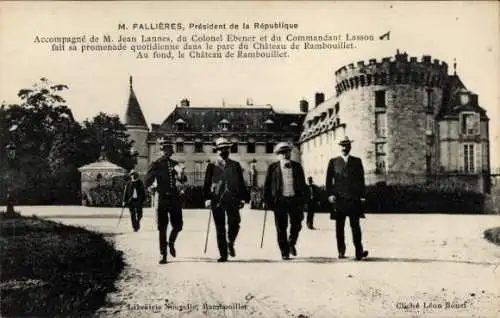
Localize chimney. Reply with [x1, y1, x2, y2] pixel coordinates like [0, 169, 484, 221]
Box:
[299, 99, 309, 113]
[470, 94, 478, 105]
[315, 92, 325, 107]
[180, 98, 190, 107]
[246, 97, 254, 106]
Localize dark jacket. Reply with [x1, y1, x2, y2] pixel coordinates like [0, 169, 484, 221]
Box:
[123, 179, 146, 205]
[145, 156, 183, 196]
[263, 160, 307, 210]
[305, 183, 321, 211]
[325, 156, 365, 200]
[203, 158, 250, 207]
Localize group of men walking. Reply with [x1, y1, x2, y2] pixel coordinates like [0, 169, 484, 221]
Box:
[122, 136, 369, 264]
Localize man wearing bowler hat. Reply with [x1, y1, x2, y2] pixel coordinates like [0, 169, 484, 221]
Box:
[122, 170, 146, 232]
[145, 137, 186, 264]
[325, 136, 369, 261]
[264, 142, 307, 260]
[203, 137, 250, 262]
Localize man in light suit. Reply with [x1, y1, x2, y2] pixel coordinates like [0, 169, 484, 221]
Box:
[264, 142, 307, 260]
[203, 137, 250, 262]
[326, 136, 369, 261]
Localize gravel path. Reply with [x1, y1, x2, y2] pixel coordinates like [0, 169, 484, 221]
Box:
[19, 206, 500, 317]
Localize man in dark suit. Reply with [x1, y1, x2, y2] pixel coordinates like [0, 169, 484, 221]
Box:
[264, 142, 307, 260]
[145, 138, 187, 264]
[122, 170, 146, 232]
[305, 176, 321, 230]
[325, 136, 369, 261]
[203, 137, 250, 262]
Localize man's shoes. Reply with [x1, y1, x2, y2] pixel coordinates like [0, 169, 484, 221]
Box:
[338, 253, 346, 259]
[217, 256, 228, 263]
[356, 250, 369, 260]
[159, 254, 167, 264]
[168, 242, 176, 258]
[228, 243, 236, 257]
[282, 255, 290, 260]
[289, 244, 297, 257]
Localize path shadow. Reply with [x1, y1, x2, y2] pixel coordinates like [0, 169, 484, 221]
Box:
[173, 256, 498, 266]
[360, 256, 498, 266]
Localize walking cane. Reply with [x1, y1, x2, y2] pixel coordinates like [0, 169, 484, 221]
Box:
[117, 206, 125, 227]
[203, 208, 212, 254]
[117, 181, 128, 227]
[260, 209, 268, 248]
[151, 191, 156, 230]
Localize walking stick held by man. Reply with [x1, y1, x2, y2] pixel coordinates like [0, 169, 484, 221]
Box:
[260, 208, 268, 248]
[117, 179, 129, 227]
[203, 199, 212, 254]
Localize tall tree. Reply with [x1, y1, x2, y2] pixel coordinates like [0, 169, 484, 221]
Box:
[80, 112, 137, 171]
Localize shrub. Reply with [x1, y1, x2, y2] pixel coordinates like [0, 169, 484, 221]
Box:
[0, 215, 125, 317]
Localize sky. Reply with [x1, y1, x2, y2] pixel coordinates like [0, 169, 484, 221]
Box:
[1, 1, 499, 167]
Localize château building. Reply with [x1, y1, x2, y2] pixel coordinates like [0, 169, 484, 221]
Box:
[124, 50, 491, 193]
[124, 77, 305, 187]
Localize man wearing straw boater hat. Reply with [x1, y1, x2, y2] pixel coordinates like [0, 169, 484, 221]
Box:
[122, 169, 146, 232]
[325, 136, 369, 261]
[145, 137, 187, 264]
[203, 137, 250, 262]
[263, 142, 307, 260]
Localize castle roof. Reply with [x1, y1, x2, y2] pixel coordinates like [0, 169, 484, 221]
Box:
[150, 104, 305, 141]
[125, 76, 148, 128]
[438, 75, 488, 120]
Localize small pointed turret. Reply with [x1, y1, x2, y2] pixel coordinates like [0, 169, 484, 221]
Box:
[125, 76, 148, 128]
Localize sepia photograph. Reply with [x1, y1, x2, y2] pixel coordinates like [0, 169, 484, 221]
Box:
[1, 1, 499, 317]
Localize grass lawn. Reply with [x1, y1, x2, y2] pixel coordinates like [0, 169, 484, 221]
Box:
[484, 226, 500, 247]
[0, 211, 125, 317]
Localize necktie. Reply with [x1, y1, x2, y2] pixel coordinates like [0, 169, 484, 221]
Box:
[284, 162, 291, 169]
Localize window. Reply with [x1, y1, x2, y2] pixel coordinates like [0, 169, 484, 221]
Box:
[426, 114, 434, 134]
[375, 155, 386, 174]
[176, 142, 184, 153]
[219, 119, 230, 131]
[464, 144, 475, 173]
[231, 143, 238, 153]
[376, 143, 385, 154]
[335, 103, 340, 114]
[194, 142, 203, 153]
[247, 142, 256, 153]
[460, 113, 479, 136]
[375, 90, 386, 108]
[426, 89, 433, 110]
[194, 161, 204, 185]
[375, 113, 387, 138]
[265, 142, 274, 154]
[249, 161, 257, 187]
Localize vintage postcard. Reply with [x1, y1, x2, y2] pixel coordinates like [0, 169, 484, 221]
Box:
[1, 1, 499, 317]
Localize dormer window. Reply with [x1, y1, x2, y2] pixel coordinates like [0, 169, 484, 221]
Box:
[264, 119, 274, 129]
[290, 122, 298, 128]
[460, 92, 470, 105]
[175, 118, 186, 131]
[219, 118, 230, 131]
[460, 112, 479, 136]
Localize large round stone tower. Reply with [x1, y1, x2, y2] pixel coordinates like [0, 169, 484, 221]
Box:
[333, 50, 449, 184]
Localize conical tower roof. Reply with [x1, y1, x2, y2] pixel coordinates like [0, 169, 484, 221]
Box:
[125, 76, 148, 128]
